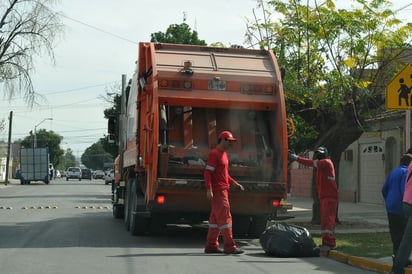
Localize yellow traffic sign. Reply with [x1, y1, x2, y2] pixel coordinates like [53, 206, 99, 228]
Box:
[386, 64, 412, 110]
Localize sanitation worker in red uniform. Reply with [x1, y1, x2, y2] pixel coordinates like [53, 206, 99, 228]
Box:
[204, 130, 245, 254]
[289, 147, 339, 250]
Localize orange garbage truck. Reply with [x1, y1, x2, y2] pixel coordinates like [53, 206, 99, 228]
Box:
[111, 42, 289, 238]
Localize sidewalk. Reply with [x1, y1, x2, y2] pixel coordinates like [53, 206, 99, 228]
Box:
[282, 196, 412, 274]
[0, 178, 19, 188]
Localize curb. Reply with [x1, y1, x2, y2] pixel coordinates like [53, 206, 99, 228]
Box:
[324, 250, 412, 274]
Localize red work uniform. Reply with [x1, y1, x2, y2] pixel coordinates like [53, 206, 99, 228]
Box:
[204, 147, 238, 253]
[297, 156, 339, 248]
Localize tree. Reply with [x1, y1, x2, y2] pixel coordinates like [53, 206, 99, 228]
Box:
[81, 140, 114, 170]
[20, 129, 64, 167]
[150, 23, 207, 45]
[0, 0, 63, 102]
[246, 0, 412, 222]
[60, 148, 76, 170]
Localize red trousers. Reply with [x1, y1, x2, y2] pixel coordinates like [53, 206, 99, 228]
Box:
[320, 197, 338, 247]
[205, 189, 237, 253]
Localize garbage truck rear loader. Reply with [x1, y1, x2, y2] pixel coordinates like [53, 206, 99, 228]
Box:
[112, 42, 288, 238]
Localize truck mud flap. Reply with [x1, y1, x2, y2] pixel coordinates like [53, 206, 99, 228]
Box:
[134, 211, 151, 218]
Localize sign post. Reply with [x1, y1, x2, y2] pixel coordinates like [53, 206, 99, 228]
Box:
[386, 64, 412, 150]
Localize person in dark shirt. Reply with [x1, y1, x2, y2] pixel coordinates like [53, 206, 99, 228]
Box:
[382, 154, 412, 260]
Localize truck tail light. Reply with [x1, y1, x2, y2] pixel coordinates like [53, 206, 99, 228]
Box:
[156, 195, 165, 205]
[271, 198, 284, 208]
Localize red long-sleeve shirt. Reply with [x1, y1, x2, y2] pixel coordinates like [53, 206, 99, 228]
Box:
[204, 147, 236, 191]
[297, 157, 338, 200]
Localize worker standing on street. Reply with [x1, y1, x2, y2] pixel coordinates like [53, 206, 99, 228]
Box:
[289, 146, 339, 250]
[204, 130, 245, 255]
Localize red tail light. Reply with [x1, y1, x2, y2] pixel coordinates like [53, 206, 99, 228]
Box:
[156, 195, 165, 205]
[271, 199, 284, 208]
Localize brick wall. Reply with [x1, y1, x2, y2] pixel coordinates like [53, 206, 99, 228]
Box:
[290, 167, 313, 198]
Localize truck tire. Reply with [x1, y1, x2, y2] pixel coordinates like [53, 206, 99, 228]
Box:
[129, 179, 149, 236]
[113, 204, 124, 219]
[248, 215, 268, 238]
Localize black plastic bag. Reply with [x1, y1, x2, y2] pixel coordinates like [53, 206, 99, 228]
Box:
[260, 222, 320, 257]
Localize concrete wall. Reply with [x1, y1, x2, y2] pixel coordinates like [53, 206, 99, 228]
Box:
[289, 126, 404, 204]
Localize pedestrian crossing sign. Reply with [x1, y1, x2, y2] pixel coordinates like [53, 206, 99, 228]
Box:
[386, 64, 412, 110]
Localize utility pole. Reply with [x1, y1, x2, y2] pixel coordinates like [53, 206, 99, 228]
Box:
[5, 111, 12, 185]
[118, 74, 127, 180]
[34, 118, 53, 148]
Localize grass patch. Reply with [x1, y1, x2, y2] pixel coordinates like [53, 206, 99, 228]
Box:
[313, 232, 392, 258]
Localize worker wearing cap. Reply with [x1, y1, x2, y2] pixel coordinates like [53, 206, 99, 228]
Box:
[289, 146, 338, 250]
[204, 130, 245, 254]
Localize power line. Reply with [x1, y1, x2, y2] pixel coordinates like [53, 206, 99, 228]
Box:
[40, 81, 118, 96]
[395, 2, 412, 12]
[57, 12, 139, 45]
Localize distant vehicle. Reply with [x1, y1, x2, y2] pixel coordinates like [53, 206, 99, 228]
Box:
[93, 170, 105, 179]
[81, 168, 92, 180]
[66, 167, 81, 181]
[19, 147, 50, 185]
[105, 169, 114, 185]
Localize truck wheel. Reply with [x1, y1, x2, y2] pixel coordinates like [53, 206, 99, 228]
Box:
[248, 215, 268, 238]
[129, 179, 149, 236]
[113, 204, 124, 219]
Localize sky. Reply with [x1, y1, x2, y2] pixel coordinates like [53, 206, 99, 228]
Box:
[0, 0, 411, 159]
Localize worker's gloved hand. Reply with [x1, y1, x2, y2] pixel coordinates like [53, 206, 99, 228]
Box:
[288, 152, 298, 162]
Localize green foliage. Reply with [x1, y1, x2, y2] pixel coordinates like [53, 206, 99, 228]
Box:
[247, 0, 412, 154]
[60, 148, 77, 170]
[313, 232, 392, 258]
[150, 23, 207, 45]
[287, 115, 318, 153]
[20, 129, 64, 167]
[81, 140, 114, 170]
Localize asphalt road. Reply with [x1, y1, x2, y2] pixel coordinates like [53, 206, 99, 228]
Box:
[0, 179, 376, 274]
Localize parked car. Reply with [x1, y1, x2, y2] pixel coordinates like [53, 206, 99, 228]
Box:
[66, 167, 81, 181]
[93, 170, 105, 179]
[105, 169, 114, 185]
[81, 168, 92, 180]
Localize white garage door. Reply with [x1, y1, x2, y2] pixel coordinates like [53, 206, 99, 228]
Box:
[359, 143, 385, 204]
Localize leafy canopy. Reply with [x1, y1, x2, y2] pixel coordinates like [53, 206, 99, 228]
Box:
[246, 0, 412, 154]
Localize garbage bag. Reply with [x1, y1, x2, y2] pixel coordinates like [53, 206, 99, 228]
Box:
[260, 222, 320, 257]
